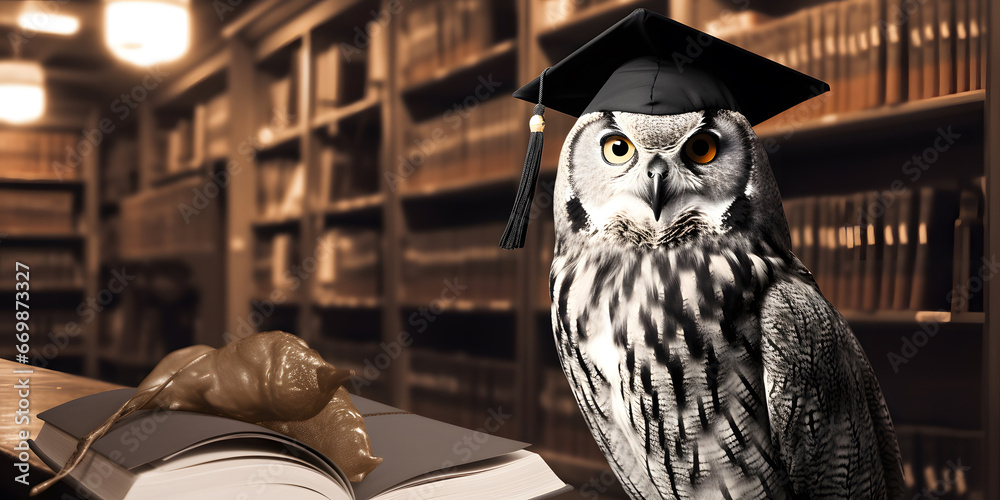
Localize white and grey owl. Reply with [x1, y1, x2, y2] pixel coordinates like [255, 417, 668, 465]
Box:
[503, 10, 906, 500]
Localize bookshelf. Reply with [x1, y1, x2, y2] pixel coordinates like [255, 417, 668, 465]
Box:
[0, 106, 101, 379]
[87, 0, 996, 497]
[99, 47, 231, 384]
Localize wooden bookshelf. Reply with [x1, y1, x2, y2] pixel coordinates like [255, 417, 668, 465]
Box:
[0, 108, 101, 379]
[84, 0, 996, 497]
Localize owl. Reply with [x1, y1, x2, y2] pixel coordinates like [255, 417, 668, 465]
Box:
[501, 9, 906, 500]
[549, 108, 905, 499]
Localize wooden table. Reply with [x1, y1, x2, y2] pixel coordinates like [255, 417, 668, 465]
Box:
[0, 358, 123, 499]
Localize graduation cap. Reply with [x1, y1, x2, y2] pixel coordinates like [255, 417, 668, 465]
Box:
[498, 8, 829, 249]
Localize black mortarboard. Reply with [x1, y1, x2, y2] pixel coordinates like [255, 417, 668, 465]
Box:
[499, 8, 829, 249]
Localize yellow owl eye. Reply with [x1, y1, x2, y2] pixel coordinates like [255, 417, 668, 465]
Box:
[602, 135, 635, 164]
[684, 133, 717, 164]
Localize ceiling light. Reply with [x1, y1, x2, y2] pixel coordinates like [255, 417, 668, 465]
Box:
[0, 60, 45, 124]
[104, 0, 190, 66]
[17, 10, 80, 36]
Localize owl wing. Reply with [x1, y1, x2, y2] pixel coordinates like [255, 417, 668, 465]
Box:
[759, 277, 905, 499]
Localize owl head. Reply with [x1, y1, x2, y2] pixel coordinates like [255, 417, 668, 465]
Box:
[501, 10, 828, 252]
[554, 108, 791, 251]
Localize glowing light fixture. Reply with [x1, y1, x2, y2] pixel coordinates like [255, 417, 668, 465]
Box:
[104, 0, 190, 66]
[0, 60, 45, 124]
[17, 10, 80, 36]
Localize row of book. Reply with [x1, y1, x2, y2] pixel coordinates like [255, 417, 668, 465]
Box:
[253, 233, 300, 297]
[537, 368, 606, 462]
[314, 41, 368, 112]
[401, 223, 517, 306]
[0, 189, 76, 235]
[257, 159, 305, 220]
[0, 249, 82, 290]
[400, 97, 521, 193]
[534, 0, 635, 31]
[316, 229, 381, 302]
[409, 348, 519, 440]
[398, 0, 501, 87]
[317, 140, 379, 205]
[155, 92, 229, 177]
[712, 0, 987, 122]
[783, 185, 982, 313]
[101, 138, 137, 205]
[261, 54, 301, 136]
[314, 22, 387, 112]
[119, 176, 221, 260]
[0, 130, 80, 181]
[312, 339, 394, 404]
[897, 428, 983, 499]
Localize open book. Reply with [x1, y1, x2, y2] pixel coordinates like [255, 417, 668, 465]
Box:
[31, 388, 571, 500]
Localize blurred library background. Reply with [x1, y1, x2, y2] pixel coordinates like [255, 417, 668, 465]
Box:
[0, 0, 997, 498]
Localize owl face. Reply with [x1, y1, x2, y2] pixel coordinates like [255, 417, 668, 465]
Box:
[556, 109, 768, 248]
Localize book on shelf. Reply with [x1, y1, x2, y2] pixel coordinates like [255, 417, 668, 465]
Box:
[401, 223, 516, 305]
[0, 249, 82, 290]
[951, 186, 984, 313]
[318, 140, 380, 206]
[534, 0, 641, 31]
[538, 368, 606, 463]
[0, 129, 80, 181]
[711, 0, 984, 130]
[894, 427, 983, 499]
[316, 229, 381, 301]
[783, 185, 975, 313]
[119, 176, 220, 259]
[258, 159, 305, 220]
[401, 97, 519, 192]
[397, 0, 502, 87]
[408, 349, 517, 439]
[31, 387, 570, 500]
[0, 189, 76, 235]
[366, 19, 389, 85]
[102, 138, 137, 204]
[205, 92, 230, 160]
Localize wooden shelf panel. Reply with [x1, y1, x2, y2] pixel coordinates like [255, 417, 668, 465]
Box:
[311, 95, 382, 131]
[757, 90, 985, 144]
[0, 178, 84, 188]
[536, 0, 663, 60]
[320, 193, 384, 215]
[400, 298, 514, 313]
[313, 294, 381, 309]
[842, 310, 985, 325]
[255, 125, 304, 154]
[400, 39, 517, 97]
[153, 49, 229, 110]
[251, 215, 303, 230]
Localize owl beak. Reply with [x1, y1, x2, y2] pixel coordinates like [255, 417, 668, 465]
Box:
[650, 172, 667, 221]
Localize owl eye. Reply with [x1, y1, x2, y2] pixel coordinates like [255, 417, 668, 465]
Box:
[601, 135, 635, 165]
[684, 132, 718, 164]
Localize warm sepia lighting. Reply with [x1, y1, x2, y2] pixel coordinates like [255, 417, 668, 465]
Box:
[17, 11, 80, 36]
[0, 60, 45, 124]
[104, 0, 189, 66]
